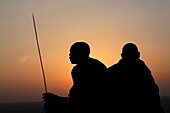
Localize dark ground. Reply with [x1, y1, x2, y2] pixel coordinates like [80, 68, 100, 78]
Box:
[0, 96, 169, 113]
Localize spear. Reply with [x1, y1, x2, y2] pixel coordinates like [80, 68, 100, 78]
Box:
[32, 13, 48, 93]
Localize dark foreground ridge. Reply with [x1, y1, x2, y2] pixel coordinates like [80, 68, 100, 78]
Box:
[0, 102, 45, 113]
[0, 97, 170, 113]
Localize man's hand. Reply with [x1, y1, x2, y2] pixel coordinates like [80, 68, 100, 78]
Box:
[42, 92, 59, 102]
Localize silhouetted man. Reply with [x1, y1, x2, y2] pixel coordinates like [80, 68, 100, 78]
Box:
[42, 41, 107, 113]
[107, 43, 165, 113]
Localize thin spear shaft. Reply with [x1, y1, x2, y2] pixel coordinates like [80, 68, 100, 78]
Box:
[32, 13, 48, 93]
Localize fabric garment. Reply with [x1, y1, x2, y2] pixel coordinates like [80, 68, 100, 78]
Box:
[68, 57, 108, 113]
[107, 59, 165, 113]
[44, 57, 108, 113]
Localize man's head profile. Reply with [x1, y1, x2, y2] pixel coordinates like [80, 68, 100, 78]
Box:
[121, 42, 140, 60]
[69, 41, 90, 64]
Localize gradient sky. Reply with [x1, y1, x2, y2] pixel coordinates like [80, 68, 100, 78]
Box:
[0, 0, 170, 102]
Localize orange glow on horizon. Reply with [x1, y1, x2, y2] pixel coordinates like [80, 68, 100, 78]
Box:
[1, 0, 170, 102]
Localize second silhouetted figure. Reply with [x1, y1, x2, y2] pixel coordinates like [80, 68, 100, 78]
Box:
[107, 42, 165, 113]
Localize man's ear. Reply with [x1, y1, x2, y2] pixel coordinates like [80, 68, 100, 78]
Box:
[121, 53, 124, 59]
[137, 52, 140, 59]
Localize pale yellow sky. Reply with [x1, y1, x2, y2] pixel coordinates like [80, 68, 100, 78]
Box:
[0, 0, 170, 102]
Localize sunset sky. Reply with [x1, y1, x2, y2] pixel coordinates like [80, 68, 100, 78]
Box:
[0, 0, 170, 102]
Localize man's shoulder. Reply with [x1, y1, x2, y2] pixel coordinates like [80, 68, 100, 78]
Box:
[108, 64, 116, 70]
[90, 58, 106, 67]
[108, 59, 147, 69]
[108, 59, 122, 70]
[137, 59, 151, 72]
[90, 58, 103, 63]
[107, 59, 126, 75]
[108, 63, 119, 72]
[72, 65, 79, 72]
[137, 59, 145, 64]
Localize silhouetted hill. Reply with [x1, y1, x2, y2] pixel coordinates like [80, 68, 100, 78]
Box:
[0, 102, 44, 113]
[0, 97, 169, 113]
